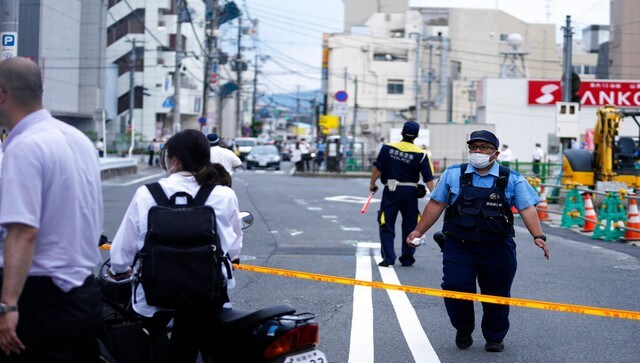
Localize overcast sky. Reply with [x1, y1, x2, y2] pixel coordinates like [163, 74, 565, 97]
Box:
[237, 0, 610, 94]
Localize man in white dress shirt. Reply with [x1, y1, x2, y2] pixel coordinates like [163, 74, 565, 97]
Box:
[0, 57, 103, 361]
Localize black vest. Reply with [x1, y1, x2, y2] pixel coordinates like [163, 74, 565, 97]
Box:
[442, 163, 515, 242]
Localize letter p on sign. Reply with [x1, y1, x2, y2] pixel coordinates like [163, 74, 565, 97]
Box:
[2, 34, 15, 47]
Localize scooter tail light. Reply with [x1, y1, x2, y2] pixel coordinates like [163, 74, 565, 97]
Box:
[263, 323, 319, 359]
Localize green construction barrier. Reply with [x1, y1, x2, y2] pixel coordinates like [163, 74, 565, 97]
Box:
[592, 192, 627, 241]
[561, 188, 585, 228]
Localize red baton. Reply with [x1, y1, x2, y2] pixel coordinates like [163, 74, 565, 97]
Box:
[361, 192, 375, 214]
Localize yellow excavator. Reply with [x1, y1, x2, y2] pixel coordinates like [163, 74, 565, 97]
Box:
[562, 105, 640, 189]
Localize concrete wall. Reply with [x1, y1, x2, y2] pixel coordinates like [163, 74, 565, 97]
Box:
[610, 0, 640, 79]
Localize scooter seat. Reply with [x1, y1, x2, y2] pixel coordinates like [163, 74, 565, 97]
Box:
[216, 304, 296, 334]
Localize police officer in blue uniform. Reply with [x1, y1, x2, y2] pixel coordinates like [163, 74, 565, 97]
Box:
[406, 130, 550, 353]
[369, 121, 435, 267]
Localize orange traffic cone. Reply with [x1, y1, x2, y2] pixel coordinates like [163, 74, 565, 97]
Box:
[622, 198, 640, 241]
[581, 193, 597, 232]
[537, 187, 550, 221]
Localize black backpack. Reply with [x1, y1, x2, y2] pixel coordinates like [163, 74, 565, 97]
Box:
[133, 182, 231, 309]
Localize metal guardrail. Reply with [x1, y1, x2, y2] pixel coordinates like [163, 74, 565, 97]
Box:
[99, 157, 138, 171]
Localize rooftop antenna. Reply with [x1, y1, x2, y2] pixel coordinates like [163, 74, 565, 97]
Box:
[545, 0, 553, 23]
[499, 33, 530, 78]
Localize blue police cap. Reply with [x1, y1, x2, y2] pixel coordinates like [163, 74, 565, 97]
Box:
[467, 130, 499, 149]
[207, 133, 220, 146]
[402, 121, 420, 137]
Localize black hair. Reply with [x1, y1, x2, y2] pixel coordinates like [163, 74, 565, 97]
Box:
[160, 129, 231, 187]
[401, 134, 416, 143]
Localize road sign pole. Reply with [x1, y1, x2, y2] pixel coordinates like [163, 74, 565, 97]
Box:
[1, 0, 19, 60]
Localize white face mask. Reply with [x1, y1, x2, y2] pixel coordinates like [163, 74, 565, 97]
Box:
[468, 152, 495, 169]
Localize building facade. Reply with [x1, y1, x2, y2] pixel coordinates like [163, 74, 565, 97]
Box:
[609, 0, 640, 79]
[107, 0, 206, 151]
[327, 6, 561, 157]
[7, 0, 107, 135]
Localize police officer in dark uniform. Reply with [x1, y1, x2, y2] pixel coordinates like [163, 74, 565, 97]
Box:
[406, 130, 550, 353]
[369, 121, 435, 267]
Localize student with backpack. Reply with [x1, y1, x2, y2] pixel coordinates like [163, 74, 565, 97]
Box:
[109, 129, 243, 362]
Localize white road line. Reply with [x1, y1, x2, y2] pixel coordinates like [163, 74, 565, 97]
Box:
[294, 199, 308, 205]
[358, 242, 380, 249]
[348, 245, 374, 363]
[103, 172, 165, 187]
[375, 256, 440, 363]
[322, 215, 337, 219]
[307, 207, 323, 211]
[341, 226, 363, 231]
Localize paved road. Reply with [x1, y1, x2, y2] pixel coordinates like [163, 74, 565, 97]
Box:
[102, 165, 640, 362]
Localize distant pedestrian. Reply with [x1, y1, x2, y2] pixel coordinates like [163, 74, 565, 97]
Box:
[369, 121, 435, 267]
[498, 144, 512, 167]
[148, 138, 157, 166]
[95, 137, 105, 157]
[532, 143, 545, 175]
[208, 133, 242, 175]
[300, 138, 311, 172]
[315, 140, 326, 172]
[291, 141, 303, 172]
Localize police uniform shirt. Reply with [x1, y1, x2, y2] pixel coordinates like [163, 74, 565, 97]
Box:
[110, 172, 243, 317]
[0, 110, 103, 292]
[431, 162, 540, 211]
[374, 141, 434, 184]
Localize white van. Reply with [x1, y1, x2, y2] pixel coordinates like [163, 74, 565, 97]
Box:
[235, 137, 257, 160]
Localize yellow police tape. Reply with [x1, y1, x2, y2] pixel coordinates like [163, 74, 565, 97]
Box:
[233, 264, 640, 321]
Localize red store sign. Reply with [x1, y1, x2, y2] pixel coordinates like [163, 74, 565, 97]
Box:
[528, 80, 640, 106]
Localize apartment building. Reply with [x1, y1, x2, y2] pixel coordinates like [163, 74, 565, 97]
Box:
[327, 5, 559, 155]
[107, 0, 206, 147]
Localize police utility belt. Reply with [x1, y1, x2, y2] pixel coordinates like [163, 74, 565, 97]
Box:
[384, 179, 417, 191]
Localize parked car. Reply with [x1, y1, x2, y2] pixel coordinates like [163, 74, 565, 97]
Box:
[235, 137, 257, 160]
[246, 145, 281, 170]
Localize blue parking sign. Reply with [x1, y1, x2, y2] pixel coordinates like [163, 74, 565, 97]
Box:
[2, 34, 15, 47]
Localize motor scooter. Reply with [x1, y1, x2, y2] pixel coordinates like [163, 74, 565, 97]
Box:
[97, 212, 327, 363]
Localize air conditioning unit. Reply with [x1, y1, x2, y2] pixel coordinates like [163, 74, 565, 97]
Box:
[361, 123, 371, 134]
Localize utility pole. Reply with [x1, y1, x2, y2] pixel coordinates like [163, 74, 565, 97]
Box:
[251, 53, 259, 131]
[413, 33, 421, 123]
[128, 39, 136, 158]
[0, 0, 19, 59]
[235, 17, 243, 137]
[296, 84, 300, 137]
[425, 43, 433, 125]
[351, 76, 358, 150]
[172, 0, 184, 134]
[202, 0, 219, 133]
[562, 15, 573, 103]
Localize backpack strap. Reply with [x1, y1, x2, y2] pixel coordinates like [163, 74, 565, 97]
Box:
[192, 184, 216, 206]
[145, 182, 171, 206]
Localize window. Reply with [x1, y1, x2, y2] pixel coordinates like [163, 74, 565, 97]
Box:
[387, 79, 404, 94]
[373, 51, 408, 62]
[390, 29, 405, 38]
[499, 33, 509, 41]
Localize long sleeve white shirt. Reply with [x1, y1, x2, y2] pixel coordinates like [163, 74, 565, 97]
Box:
[110, 172, 243, 317]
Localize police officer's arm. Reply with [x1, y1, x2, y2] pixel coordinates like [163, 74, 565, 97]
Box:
[426, 180, 435, 192]
[369, 166, 381, 193]
[406, 199, 447, 244]
[520, 206, 550, 259]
